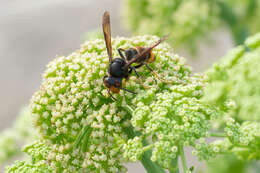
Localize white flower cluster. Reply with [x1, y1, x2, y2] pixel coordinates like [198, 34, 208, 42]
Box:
[123, 137, 143, 162]
[194, 117, 260, 162]
[193, 138, 230, 160]
[203, 33, 260, 123]
[121, 53, 217, 169]
[6, 141, 52, 173]
[123, 0, 219, 51]
[29, 35, 185, 172]
[224, 118, 260, 160]
[6, 160, 52, 173]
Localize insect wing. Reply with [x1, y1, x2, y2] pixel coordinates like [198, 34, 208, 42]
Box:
[124, 34, 170, 68]
[102, 11, 113, 62]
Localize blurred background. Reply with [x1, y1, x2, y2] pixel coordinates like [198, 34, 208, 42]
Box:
[0, 0, 234, 130]
[2, 0, 260, 172]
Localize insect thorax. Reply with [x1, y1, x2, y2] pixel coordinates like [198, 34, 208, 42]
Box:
[109, 58, 127, 77]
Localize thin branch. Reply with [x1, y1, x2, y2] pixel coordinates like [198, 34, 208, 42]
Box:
[209, 132, 226, 137]
[179, 145, 188, 173]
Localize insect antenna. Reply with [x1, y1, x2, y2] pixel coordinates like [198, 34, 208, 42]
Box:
[118, 87, 137, 94]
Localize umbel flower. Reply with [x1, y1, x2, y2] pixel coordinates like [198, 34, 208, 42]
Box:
[203, 32, 260, 122]
[199, 33, 260, 173]
[123, 0, 218, 52]
[121, 74, 217, 170]
[27, 34, 209, 173]
[6, 141, 53, 173]
[123, 0, 260, 51]
[8, 34, 254, 173]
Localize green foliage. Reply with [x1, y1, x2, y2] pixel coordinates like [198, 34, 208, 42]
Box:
[0, 107, 37, 165]
[123, 0, 218, 52]
[0, 131, 18, 164]
[6, 160, 52, 173]
[203, 33, 260, 122]
[225, 119, 260, 160]
[123, 0, 260, 51]
[123, 82, 217, 170]
[205, 154, 247, 173]
[6, 141, 52, 173]
[6, 34, 260, 173]
[23, 141, 51, 163]
[201, 33, 260, 173]
[29, 35, 186, 172]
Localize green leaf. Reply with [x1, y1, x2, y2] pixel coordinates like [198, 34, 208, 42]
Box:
[74, 125, 92, 152]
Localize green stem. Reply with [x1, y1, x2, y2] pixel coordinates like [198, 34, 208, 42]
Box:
[179, 146, 188, 173]
[125, 105, 134, 113]
[141, 140, 166, 173]
[123, 106, 165, 172]
[123, 126, 165, 173]
[73, 125, 92, 151]
[143, 144, 155, 152]
[141, 150, 166, 173]
[210, 132, 226, 137]
[169, 157, 179, 173]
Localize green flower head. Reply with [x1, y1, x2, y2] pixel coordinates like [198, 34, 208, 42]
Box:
[203, 32, 260, 122]
[29, 35, 195, 172]
[8, 32, 260, 173]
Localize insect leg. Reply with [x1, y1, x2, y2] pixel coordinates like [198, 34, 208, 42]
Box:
[118, 48, 126, 60]
[144, 63, 171, 84]
[108, 88, 117, 101]
[131, 66, 150, 89]
[118, 87, 137, 94]
[128, 67, 133, 74]
[133, 63, 144, 69]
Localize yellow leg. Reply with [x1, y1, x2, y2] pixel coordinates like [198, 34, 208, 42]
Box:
[105, 89, 109, 98]
[137, 77, 150, 89]
[152, 71, 172, 84]
[123, 79, 126, 87]
[144, 63, 172, 84]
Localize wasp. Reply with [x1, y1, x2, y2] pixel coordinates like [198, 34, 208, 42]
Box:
[117, 36, 171, 87]
[102, 11, 169, 100]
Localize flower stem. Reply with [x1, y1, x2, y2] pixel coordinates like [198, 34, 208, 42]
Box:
[143, 144, 155, 152]
[125, 105, 134, 113]
[210, 132, 226, 137]
[141, 140, 166, 173]
[169, 157, 179, 173]
[179, 146, 188, 173]
[141, 150, 166, 173]
[123, 125, 165, 173]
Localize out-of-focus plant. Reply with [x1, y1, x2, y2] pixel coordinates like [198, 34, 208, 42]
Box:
[4, 34, 260, 173]
[199, 154, 248, 173]
[83, 28, 103, 41]
[200, 33, 260, 173]
[0, 107, 37, 165]
[203, 32, 260, 124]
[122, 0, 260, 52]
[6, 141, 53, 173]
